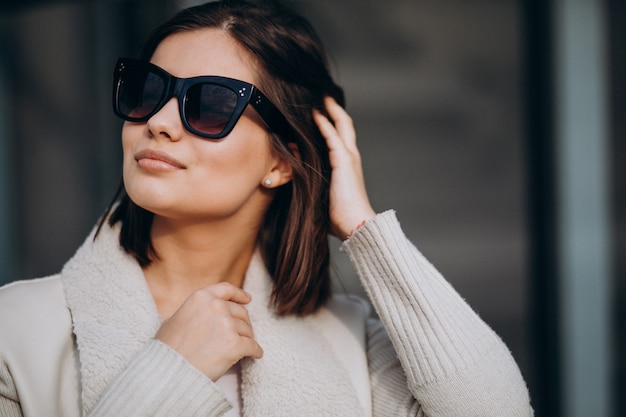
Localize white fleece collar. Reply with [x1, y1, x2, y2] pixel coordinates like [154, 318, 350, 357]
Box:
[61, 224, 161, 414]
[61, 223, 363, 416]
[241, 253, 364, 416]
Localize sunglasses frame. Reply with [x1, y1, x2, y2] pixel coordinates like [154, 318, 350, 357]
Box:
[113, 58, 286, 139]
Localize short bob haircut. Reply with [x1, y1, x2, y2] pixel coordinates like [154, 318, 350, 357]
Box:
[98, 0, 345, 316]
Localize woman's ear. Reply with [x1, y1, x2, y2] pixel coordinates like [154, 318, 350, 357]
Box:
[262, 142, 299, 188]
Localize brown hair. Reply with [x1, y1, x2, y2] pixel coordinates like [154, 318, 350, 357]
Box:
[99, 0, 345, 316]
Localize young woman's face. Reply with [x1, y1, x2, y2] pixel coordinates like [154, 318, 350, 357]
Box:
[122, 29, 288, 224]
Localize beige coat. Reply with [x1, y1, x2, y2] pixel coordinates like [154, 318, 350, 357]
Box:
[0, 225, 372, 417]
[0, 211, 534, 416]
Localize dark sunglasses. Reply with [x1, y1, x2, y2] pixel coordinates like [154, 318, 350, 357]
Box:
[112, 58, 286, 139]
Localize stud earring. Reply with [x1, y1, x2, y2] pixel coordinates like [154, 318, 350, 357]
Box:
[263, 178, 273, 187]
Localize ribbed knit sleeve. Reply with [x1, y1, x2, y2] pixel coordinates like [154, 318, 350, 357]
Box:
[341, 210, 533, 417]
[89, 340, 231, 417]
[0, 357, 23, 417]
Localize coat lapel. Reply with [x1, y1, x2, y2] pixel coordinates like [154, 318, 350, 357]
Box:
[241, 253, 364, 417]
[60, 223, 161, 415]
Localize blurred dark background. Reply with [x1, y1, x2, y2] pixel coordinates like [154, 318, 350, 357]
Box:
[0, 1, 623, 416]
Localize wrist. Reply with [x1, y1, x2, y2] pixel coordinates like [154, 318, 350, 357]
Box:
[346, 220, 367, 239]
[344, 210, 376, 240]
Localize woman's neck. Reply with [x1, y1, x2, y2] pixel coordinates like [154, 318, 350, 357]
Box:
[143, 215, 260, 320]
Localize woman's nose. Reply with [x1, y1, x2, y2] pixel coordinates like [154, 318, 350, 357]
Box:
[146, 97, 185, 141]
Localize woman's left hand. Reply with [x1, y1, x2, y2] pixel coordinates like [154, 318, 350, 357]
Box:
[313, 96, 376, 239]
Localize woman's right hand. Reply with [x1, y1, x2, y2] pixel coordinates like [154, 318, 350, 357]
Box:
[155, 282, 263, 381]
[313, 97, 376, 239]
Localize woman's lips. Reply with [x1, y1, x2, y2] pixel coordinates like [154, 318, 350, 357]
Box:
[134, 149, 186, 171]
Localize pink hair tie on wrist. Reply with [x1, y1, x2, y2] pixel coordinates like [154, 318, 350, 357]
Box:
[347, 220, 367, 240]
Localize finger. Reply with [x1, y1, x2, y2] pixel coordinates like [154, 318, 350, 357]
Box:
[208, 282, 252, 305]
[228, 301, 252, 324]
[314, 109, 362, 175]
[323, 96, 357, 148]
[240, 336, 264, 359]
[313, 109, 357, 169]
[222, 321, 263, 360]
[313, 109, 344, 152]
[226, 315, 255, 339]
[205, 335, 263, 381]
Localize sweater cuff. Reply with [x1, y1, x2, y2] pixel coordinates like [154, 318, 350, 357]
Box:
[89, 339, 231, 417]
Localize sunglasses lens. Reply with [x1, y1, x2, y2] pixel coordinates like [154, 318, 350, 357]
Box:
[117, 68, 165, 120]
[186, 83, 238, 136]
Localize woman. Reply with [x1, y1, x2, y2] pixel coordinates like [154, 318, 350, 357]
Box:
[0, 1, 533, 416]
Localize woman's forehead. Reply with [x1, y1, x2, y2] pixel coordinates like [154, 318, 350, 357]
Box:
[150, 28, 260, 85]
